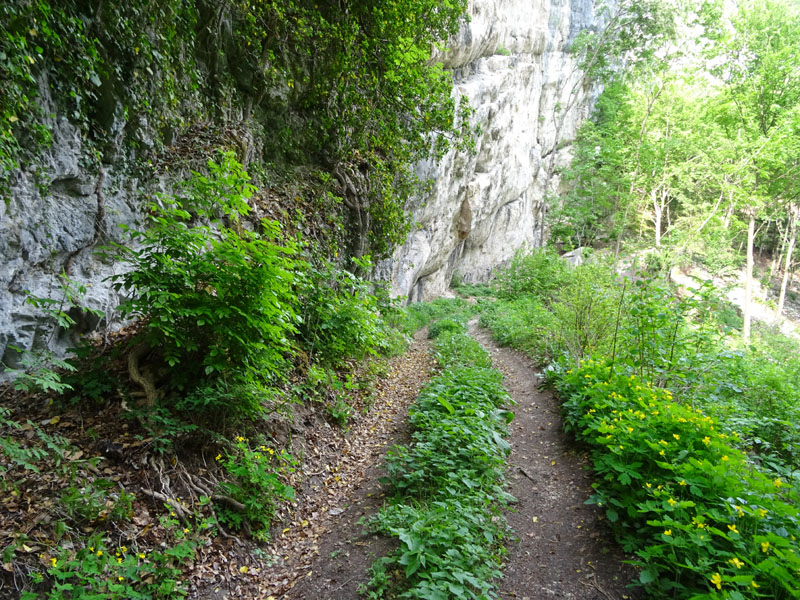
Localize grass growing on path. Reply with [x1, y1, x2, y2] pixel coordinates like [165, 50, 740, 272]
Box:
[362, 330, 515, 599]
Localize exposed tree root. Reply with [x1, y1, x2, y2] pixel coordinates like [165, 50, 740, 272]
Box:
[127, 343, 159, 406]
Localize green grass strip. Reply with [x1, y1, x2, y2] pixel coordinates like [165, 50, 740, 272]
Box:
[363, 332, 515, 600]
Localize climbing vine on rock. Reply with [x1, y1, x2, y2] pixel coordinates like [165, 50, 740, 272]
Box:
[1, 0, 473, 259]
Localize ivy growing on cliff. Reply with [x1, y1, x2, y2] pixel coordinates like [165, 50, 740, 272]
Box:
[0, 0, 472, 259]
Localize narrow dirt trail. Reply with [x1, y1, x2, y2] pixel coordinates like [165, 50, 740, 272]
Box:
[469, 320, 640, 600]
[262, 332, 435, 599]
[258, 323, 639, 599]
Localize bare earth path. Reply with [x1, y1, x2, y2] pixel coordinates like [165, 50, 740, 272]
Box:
[263, 331, 435, 599]
[469, 320, 640, 600]
[260, 323, 640, 599]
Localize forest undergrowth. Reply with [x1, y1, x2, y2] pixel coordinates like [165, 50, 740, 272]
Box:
[0, 155, 471, 599]
[469, 248, 800, 599]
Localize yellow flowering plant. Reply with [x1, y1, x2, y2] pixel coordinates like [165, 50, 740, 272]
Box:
[554, 360, 800, 599]
[216, 435, 297, 541]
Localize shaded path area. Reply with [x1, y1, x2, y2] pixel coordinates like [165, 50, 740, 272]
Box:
[262, 332, 434, 599]
[469, 320, 640, 600]
[258, 323, 640, 599]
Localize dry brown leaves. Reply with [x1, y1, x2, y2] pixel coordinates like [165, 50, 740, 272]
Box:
[243, 334, 434, 599]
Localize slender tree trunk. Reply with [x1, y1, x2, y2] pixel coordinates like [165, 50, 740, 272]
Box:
[652, 188, 662, 247]
[770, 219, 788, 281]
[723, 191, 734, 229]
[776, 205, 799, 320]
[743, 210, 756, 344]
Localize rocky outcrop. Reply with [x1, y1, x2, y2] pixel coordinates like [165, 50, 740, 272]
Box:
[0, 108, 141, 369]
[0, 0, 599, 368]
[376, 0, 598, 301]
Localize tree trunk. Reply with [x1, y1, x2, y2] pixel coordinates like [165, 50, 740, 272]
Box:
[723, 191, 734, 229]
[770, 219, 788, 281]
[743, 210, 756, 344]
[776, 205, 799, 320]
[652, 188, 662, 247]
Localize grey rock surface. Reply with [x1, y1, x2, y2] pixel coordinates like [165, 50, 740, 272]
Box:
[376, 0, 598, 301]
[1, 0, 599, 369]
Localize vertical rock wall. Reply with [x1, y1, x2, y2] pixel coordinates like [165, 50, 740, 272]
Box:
[0, 0, 599, 366]
[376, 0, 598, 301]
[0, 103, 141, 368]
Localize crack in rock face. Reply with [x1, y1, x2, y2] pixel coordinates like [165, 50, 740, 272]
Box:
[376, 0, 599, 302]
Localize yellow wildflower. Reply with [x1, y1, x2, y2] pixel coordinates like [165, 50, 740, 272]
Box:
[673, 434, 680, 440]
[761, 541, 770, 553]
[663, 529, 672, 536]
[50, 558, 57, 567]
[728, 557, 745, 569]
[678, 479, 687, 486]
[710, 573, 722, 590]
[728, 524, 739, 534]
[752, 580, 760, 589]
[668, 497, 677, 507]
[702, 436, 711, 445]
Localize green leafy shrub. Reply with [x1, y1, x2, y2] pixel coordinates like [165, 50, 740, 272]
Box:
[401, 297, 472, 333]
[372, 286, 413, 357]
[296, 257, 381, 366]
[365, 341, 514, 599]
[174, 377, 263, 425]
[549, 263, 619, 363]
[113, 153, 298, 422]
[452, 281, 494, 298]
[0, 409, 79, 485]
[383, 367, 512, 498]
[365, 497, 508, 600]
[493, 248, 570, 301]
[29, 513, 207, 600]
[216, 436, 297, 541]
[326, 397, 354, 427]
[553, 359, 800, 599]
[479, 297, 560, 364]
[60, 479, 134, 526]
[111, 153, 299, 400]
[427, 317, 467, 339]
[432, 332, 493, 369]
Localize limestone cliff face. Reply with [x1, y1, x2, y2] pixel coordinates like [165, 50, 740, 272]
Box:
[0, 0, 598, 366]
[376, 0, 597, 301]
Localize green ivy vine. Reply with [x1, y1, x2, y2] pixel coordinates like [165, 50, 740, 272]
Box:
[1, 0, 473, 259]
